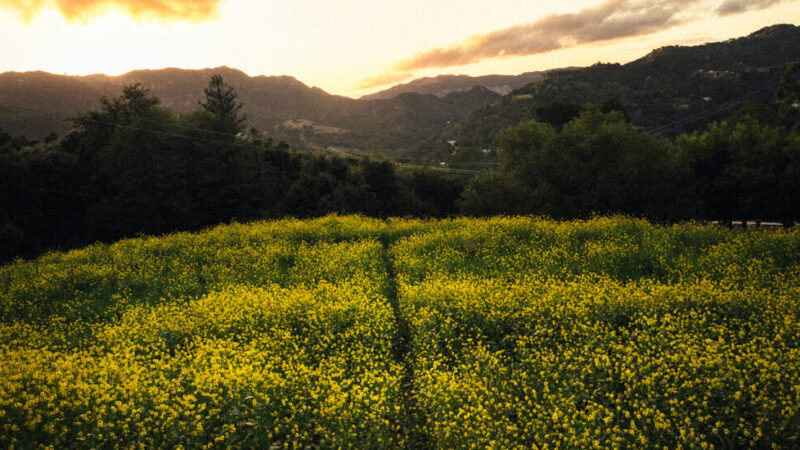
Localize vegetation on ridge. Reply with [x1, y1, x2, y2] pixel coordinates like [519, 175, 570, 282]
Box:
[432, 24, 800, 152]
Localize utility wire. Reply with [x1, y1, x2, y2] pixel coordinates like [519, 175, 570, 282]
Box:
[646, 71, 800, 136]
[6, 98, 497, 172]
[77, 117, 496, 173]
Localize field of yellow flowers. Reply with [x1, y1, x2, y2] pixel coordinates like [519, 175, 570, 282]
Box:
[1, 215, 799, 448]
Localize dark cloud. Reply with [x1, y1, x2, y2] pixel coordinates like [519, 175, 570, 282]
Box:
[394, 0, 696, 72]
[0, 0, 223, 22]
[715, 0, 790, 15]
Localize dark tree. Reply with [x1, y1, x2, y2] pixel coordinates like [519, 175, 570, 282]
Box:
[479, 108, 692, 220]
[600, 97, 631, 122]
[199, 75, 246, 137]
[535, 101, 583, 129]
[76, 83, 160, 128]
[776, 61, 800, 129]
[677, 115, 800, 224]
[733, 101, 781, 127]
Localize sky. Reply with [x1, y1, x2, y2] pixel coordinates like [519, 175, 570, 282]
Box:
[1, 0, 799, 98]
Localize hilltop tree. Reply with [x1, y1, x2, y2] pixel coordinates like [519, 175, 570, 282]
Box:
[77, 83, 160, 126]
[199, 75, 246, 137]
[70, 83, 162, 150]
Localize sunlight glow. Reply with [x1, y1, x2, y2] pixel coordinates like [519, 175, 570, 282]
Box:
[0, 0, 799, 97]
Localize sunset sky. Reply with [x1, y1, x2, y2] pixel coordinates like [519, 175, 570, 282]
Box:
[1, 0, 799, 97]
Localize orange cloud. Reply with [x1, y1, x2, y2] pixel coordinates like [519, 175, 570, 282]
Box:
[359, 0, 796, 90]
[357, 71, 415, 91]
[394, 0, 697, 72]
[358, 0, 700, 91]
[405, 0, 800, 73]
[0, 0, 223, 22]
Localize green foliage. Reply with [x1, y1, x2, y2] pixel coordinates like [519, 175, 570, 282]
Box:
[464, 109, 693, 220]
[396, 169, 466, 217]
[73, 83, 161, 132]
[457, 172, 529, 216]
[535, 101, 583, 129]
[495, 119, 556, 176]
[600, 97, 631, 122]
[0, 140, 84, 261]
[677, 113, 800, 223]
[6, 69, 800, 266]
[1, 79, 477, 263]
[776, 60, 800, 128]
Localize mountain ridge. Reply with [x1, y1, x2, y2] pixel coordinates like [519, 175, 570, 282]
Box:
[0, 66, 501, 152]
[2, 24, 799, 156]
[426, 23, 800, 156]
[359, 71, 559, 100]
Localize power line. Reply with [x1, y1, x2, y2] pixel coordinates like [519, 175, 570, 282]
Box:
[6, 95, 496, 173]
[646, 71, 800, 136]
[78, 117, 497, 174]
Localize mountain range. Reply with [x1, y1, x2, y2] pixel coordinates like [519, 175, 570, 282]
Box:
[0, 66, 503, 154]
[1, 24, 799, 158]
[434, 24, 800, 154]
[359, 71, 554, 100]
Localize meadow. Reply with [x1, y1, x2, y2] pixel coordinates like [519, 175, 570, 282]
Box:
[1, 215, 799, 448]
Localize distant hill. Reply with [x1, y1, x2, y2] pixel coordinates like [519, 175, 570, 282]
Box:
[360, 71, 554, 100]
[432, 24, 800, 153]
[0, 66, 500, 154]
[3, 24, 800, 157]
[0, 71, 101, 139]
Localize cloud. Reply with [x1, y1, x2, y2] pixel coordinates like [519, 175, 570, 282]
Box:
[0, 0, 223, 22]
[357, 71, 415, 91]
[358, 0, 797, 91]
[715, 0, 790, 15]
[394, 0, 698, 72]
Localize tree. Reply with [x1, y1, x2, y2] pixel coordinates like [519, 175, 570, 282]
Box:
[458, 172, 529, 216]
[359, 159, 400, 217]
[776, 61, 800, 130]
[70, 83, 164, 159]
[600, 97, 631, 122]
[495, 120, 556, 179]
[199, 75, 246, 137]
[75, 83, 160, 128]
[677, 115, 800, 223]
[535, 101, 583, 129]
[489, 108, 691, 220]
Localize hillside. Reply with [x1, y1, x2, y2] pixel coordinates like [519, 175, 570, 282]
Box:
[0, 66, 500, 154]
[0, 71, 102, 138]
[2, 215, 800, 447]
[360, 71, 551, 100]
[434, 24, 800, 151]
[3, 24, 799, 157]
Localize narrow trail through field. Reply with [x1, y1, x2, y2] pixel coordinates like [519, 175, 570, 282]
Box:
[380, 236, 431, 449]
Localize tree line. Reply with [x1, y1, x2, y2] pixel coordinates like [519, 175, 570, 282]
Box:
[0, 76, 464, 262]
[2, 66, 799, 263]
[459, 98, 800, 224]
